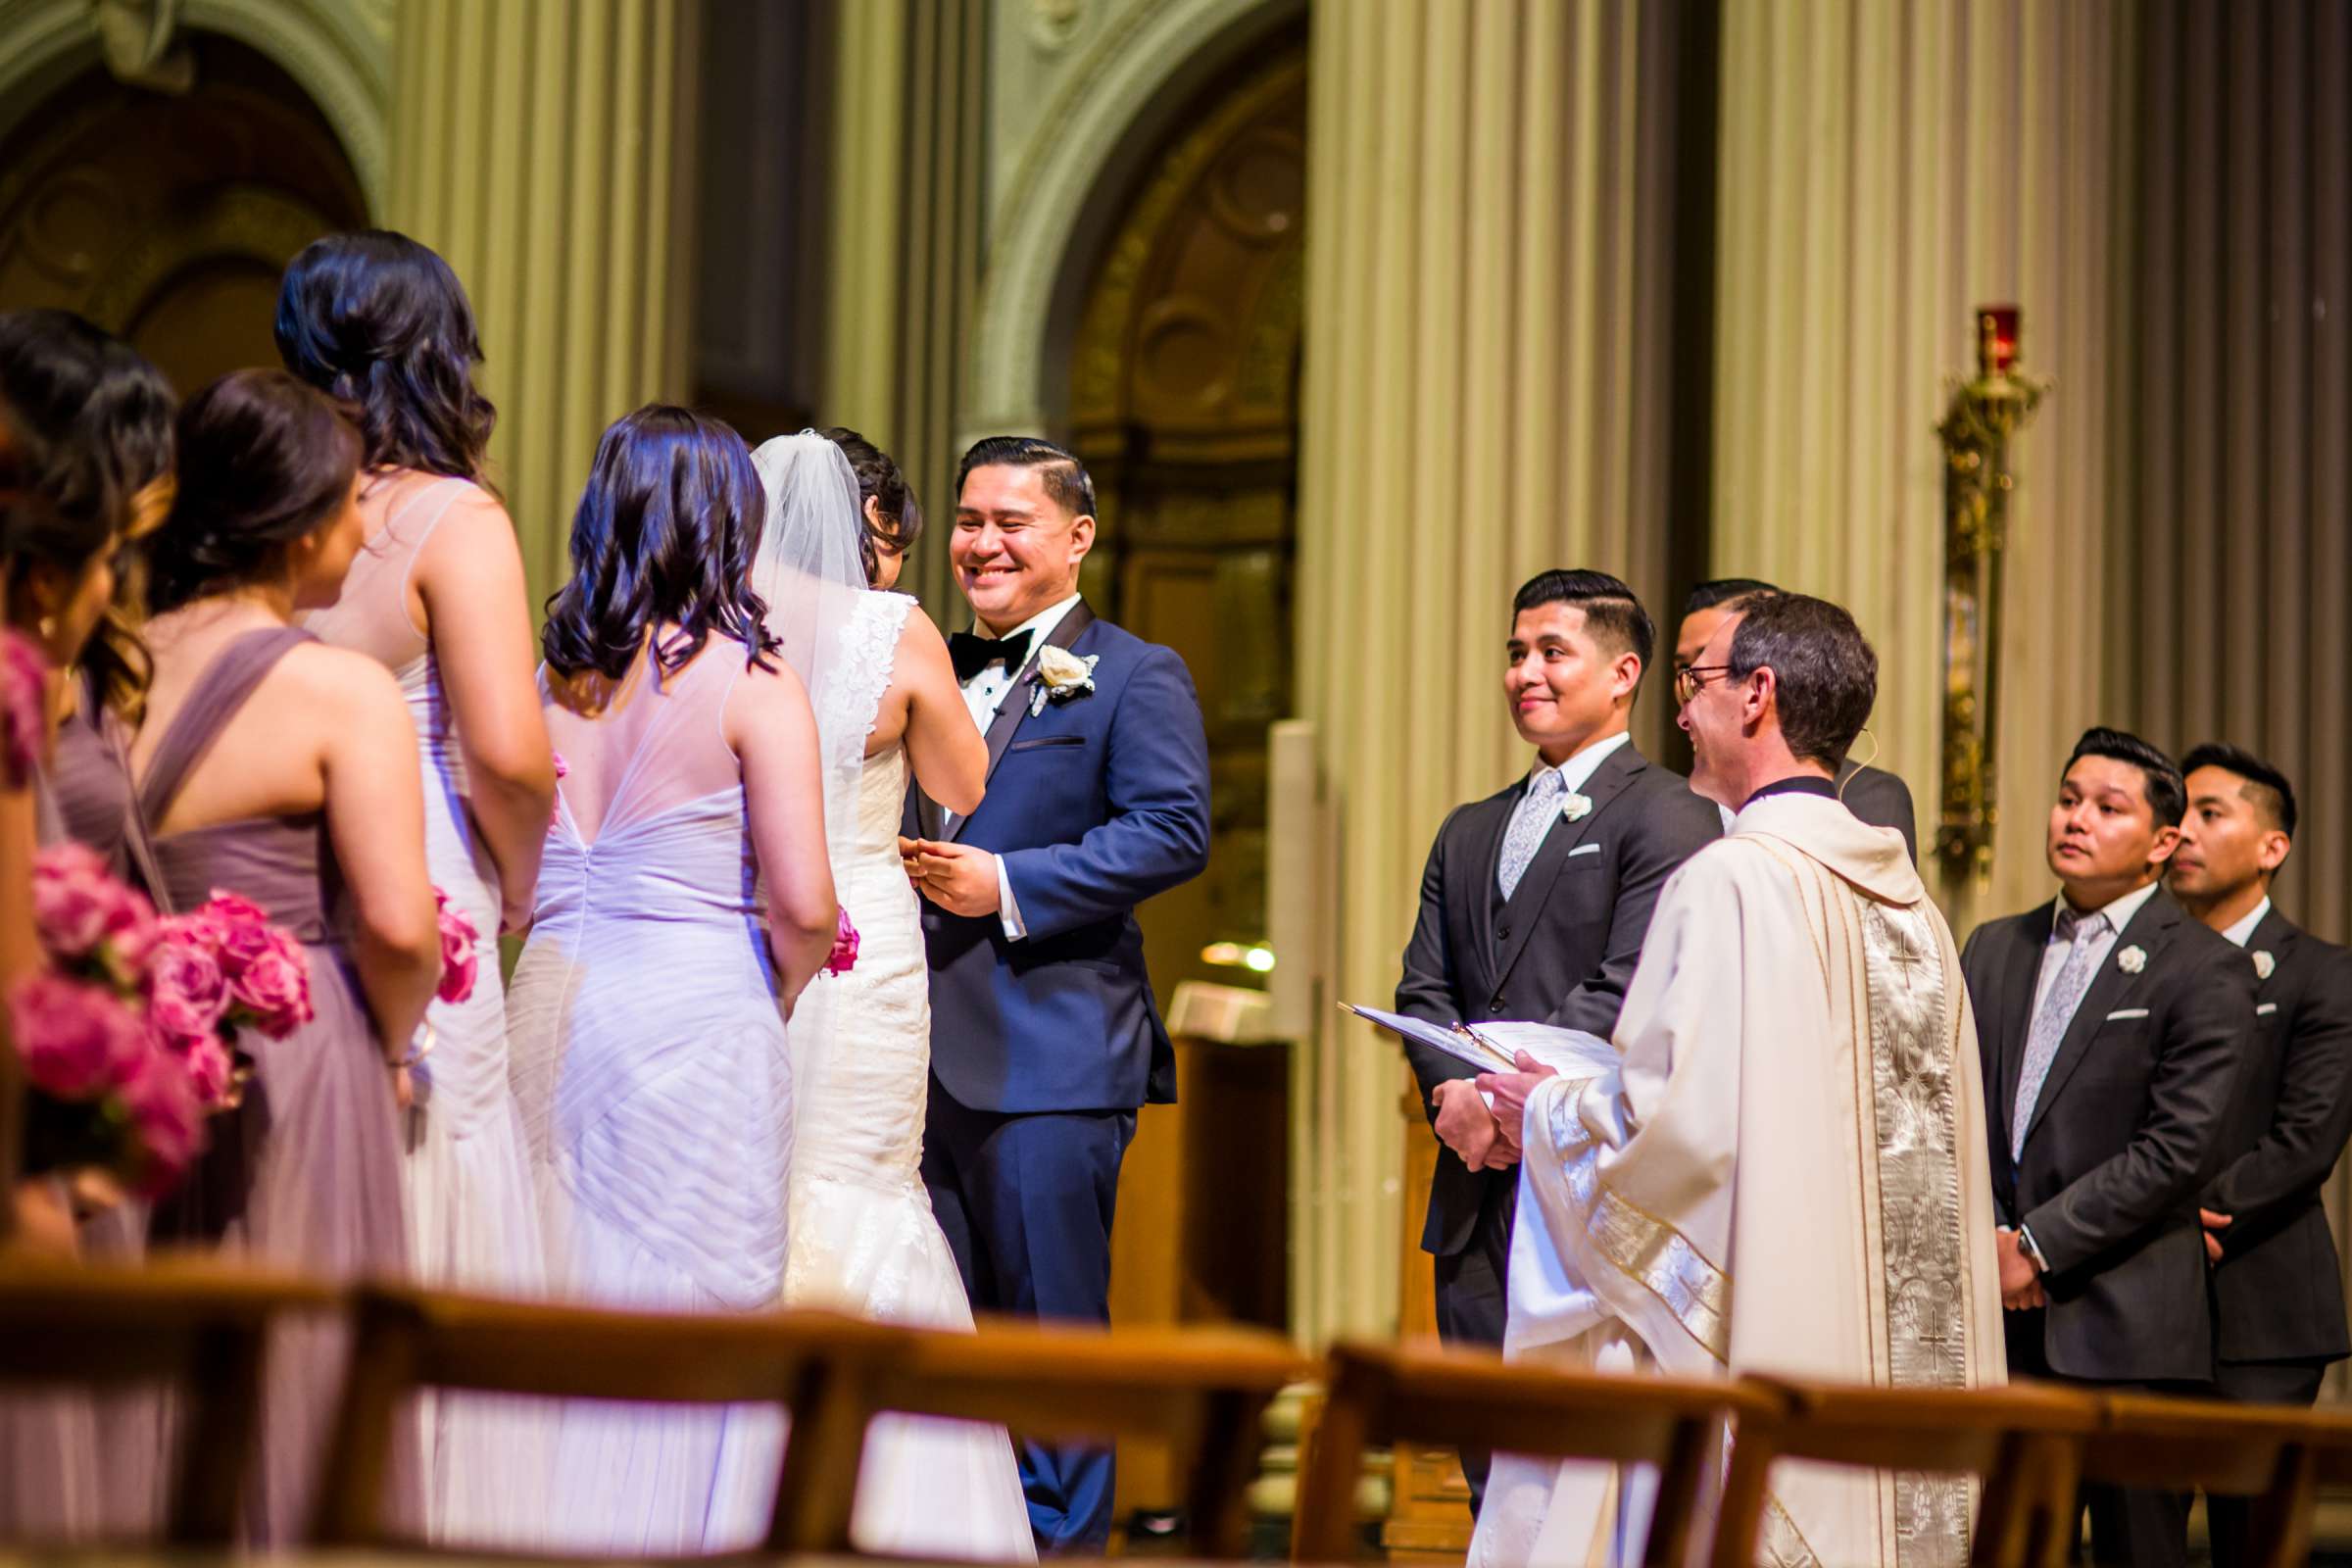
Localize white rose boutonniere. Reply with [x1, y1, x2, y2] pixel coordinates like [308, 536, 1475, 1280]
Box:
[1560, 792, 1593, 823]
[2252, 950, 2277, 981]
[1028, 647, 1102, 717]
[2118, 945, 2147, 976]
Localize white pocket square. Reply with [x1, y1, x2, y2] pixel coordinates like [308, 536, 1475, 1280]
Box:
[2257, 1003, 2279, 1016]
[2104, 1007, 2150, 1021]
[1566, 843, 1602, 858]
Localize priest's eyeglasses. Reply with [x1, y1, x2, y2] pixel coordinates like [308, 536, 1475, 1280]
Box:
[1675, 663, 1735, 704]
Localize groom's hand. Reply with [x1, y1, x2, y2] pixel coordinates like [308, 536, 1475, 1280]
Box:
[1431, 1079, 1504, 1170]
[910, 839, 1002, 917]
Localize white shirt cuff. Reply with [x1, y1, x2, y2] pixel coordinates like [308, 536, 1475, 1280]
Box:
[996, 853, 1027, 941]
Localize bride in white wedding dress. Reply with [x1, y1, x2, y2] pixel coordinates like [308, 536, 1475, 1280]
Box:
[748, 433, 1036, 1561]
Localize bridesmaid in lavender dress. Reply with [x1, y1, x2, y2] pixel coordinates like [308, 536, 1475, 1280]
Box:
[506, 408, 838, 1554]
[281, 233, 558, 1544]
[137, 369, 441, 1544]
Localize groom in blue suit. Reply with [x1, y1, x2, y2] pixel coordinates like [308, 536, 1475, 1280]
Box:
[903, 436, 1211, 1552]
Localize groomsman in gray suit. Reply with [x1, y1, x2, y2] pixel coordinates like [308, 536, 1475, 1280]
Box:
[2169, 744, 2352, 1567]
[1394, 568, 1719, 1512]
[1675, 578, 1917, 857]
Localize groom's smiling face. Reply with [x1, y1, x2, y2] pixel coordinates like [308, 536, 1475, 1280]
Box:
[954, 464, 1096, 636]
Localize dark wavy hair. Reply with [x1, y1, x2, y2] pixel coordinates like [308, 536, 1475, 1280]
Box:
[0, 311, 177, 710]
[819, 426, 923, 584]
[151, 369, 363, 613]
[541, 406, 777, 680]
[275, 230, 496, 480]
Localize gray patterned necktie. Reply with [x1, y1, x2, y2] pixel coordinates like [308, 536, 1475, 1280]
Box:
[1497, 768, 1566, 900]
[2011, 907, 2110, 1159]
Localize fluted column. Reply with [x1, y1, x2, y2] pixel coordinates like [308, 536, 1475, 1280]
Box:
[824, 0, 986, 617]
[1293, 0, 1696, 1342]
[386, 0, 698, 612]
[1712, 0, 2132, 923]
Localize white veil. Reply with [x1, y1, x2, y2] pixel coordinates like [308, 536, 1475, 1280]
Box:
[747, 433, 872, 1130]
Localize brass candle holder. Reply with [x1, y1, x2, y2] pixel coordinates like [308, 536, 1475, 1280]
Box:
[1936, 306, 2047, 891]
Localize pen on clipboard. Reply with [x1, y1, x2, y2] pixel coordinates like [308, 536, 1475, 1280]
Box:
[1449, 1020, 1511, 1069]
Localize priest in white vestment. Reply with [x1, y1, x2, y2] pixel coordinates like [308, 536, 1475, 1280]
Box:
[1467, 593, 2006, 1568]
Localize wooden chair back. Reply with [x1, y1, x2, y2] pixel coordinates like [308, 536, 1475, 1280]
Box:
[871, 1316, 1309, 1558]
[1295, 1340, 1782, 1565]
[2081, 1392, 2346, 1568]
[0, 1256, 335, 1544]
[313, 1282, 907, 1551]
[1712, 1376, 2101, 1568]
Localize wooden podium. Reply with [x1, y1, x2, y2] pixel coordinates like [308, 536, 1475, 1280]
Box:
[1383, 1072, 1477, 1563]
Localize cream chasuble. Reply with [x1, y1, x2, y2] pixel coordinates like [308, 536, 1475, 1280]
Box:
[1470, 795, 2006, 1568]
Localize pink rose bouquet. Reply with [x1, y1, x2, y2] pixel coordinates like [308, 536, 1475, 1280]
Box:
[0, 628, 46, 787]
[433, 886, 480, 1005]
[9, 973, 203, 1200]
[31, 842, 160, 981]
[135, 887, 318, 1117]
[822, 906, 859, 977]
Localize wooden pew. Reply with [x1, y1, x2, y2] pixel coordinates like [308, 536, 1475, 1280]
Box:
[0, 1255, 335, 1544]
[873, 1315, 1309, 1558]
[1295, 1340, 1780, 1565]
[2081, 1391, 2352, 1568]
[1713, 1376, 2102, 1568]
[312, 1282, 907, 1551]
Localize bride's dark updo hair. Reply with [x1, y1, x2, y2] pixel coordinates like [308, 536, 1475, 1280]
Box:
[818, 426, 922, 585]
[541, 405, 778, 680]
[274, 229, 496, 481]
[151, 369, 363, 613]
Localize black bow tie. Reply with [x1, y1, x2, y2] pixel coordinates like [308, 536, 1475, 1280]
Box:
[949, 628, 1035, 683]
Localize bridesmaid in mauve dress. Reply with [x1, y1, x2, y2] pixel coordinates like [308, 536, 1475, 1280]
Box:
[24, 318, 181, 1538]
[0, 308, 176, 1542]
[137, 369, 442, 1544]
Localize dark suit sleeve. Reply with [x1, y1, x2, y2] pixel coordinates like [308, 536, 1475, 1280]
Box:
[2023, 937, 2256, 1277]
[998, 645, 1210, 941]
[1958, 924, 2018, 1228]
[1844, 766, 1919, 862]
[1396, 810, 1472, 1113]
[1542, 783, 1721, 1038]
[2211, 947, 2352, 1230]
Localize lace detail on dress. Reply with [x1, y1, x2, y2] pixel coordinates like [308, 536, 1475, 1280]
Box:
[822, 591, 912, 771]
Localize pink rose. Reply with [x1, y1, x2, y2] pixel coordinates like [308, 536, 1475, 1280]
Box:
[1, 629, 46, 786]
[433, 888, 480, 1004]
[31, 843, 120, 959]
[822, 906, 859, 977]
[228, 943, 312, 1040]
[116, 1051, 204, 1198]
[9, 974, 148, 1100]
[550, 752, 569, 829]
[147, 939, 228, 1047]
[181, 1035, 235, 1107]
[157, 907, 229, 956]
[201, 891, 270, 927]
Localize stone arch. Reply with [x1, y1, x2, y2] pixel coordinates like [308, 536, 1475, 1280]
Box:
[0, 0, 390, 216]
[962, 0, 1303, 438]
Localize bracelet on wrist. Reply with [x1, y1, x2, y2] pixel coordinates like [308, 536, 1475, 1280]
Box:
[390, 1021, 436, 1071]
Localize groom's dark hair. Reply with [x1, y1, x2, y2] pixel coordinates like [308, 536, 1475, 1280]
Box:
[957, 434, 1097, 522]
[1512, 568, 1654, 673]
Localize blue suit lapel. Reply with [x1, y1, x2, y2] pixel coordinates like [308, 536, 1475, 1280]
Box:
[947, 600, 1099, 844]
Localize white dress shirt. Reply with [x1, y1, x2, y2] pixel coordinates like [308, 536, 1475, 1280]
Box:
[952, 593, 1084, 940]
[1499, 730, 1634, 887]
[2033, 879, 2164, 1017]
[2220, 895, 2273, 950]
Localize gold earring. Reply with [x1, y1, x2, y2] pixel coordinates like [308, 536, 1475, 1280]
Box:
[36, 614, 55, 642]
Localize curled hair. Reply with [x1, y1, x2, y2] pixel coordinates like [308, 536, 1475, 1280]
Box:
[819, 426, 923, 585]
[151, 370, 363, 613]
[1513, 567, 1655, 672]
[541, 405, 778, 680]
[275, 230, 496, 481]
[0, 311, 177, 709]
[2180, 741, 2296, 839]
[2068, 726, 2188, 828]
[956, 433, 1097, 520]
[1726, 592, 1879, 771]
